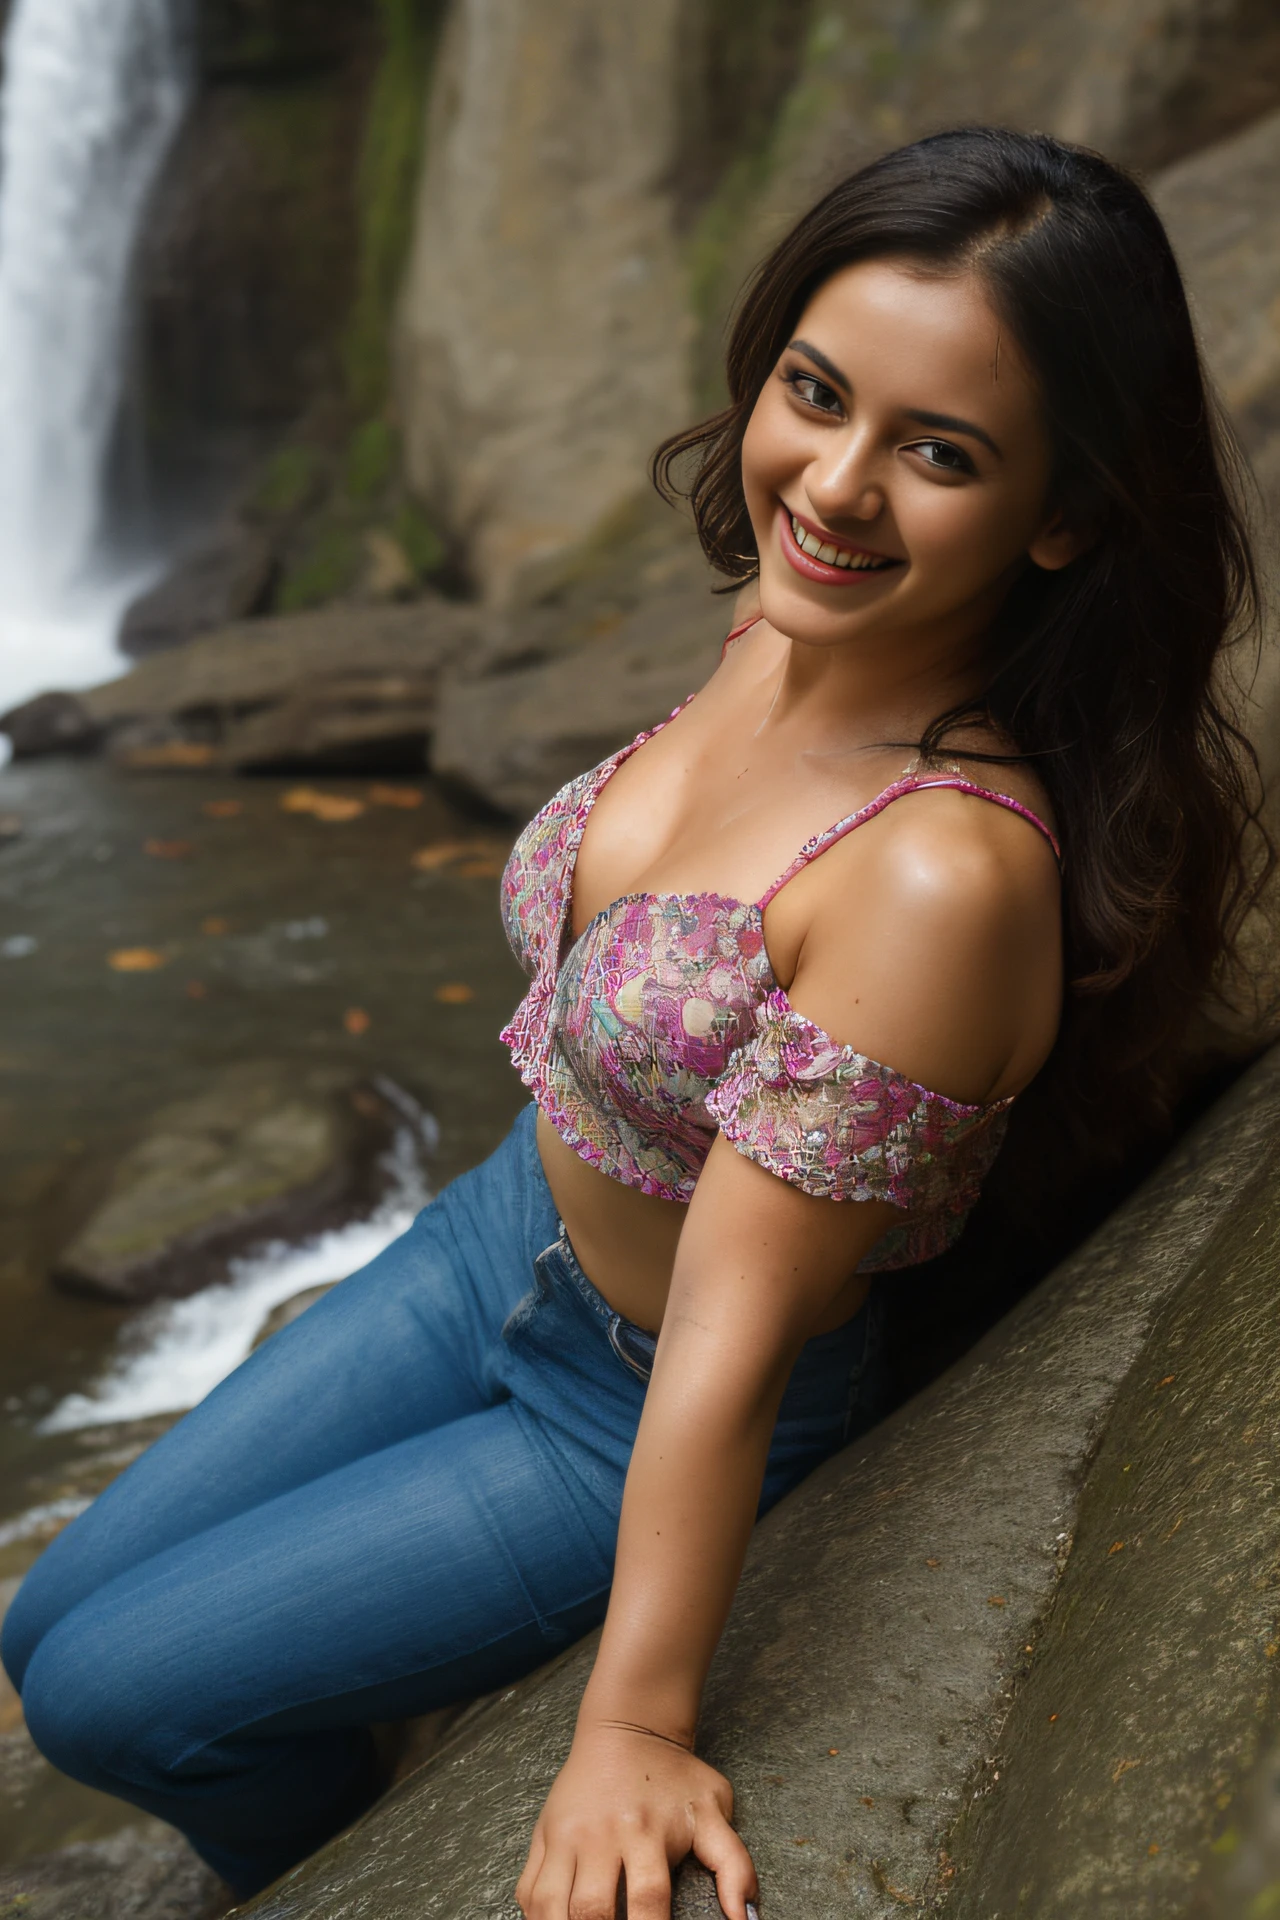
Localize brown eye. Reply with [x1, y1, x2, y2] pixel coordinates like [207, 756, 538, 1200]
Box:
[787, 371, 842, 415]
[911, 438, 975, 474]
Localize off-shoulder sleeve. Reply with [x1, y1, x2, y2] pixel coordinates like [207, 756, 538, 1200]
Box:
[705, 989, 1011, 1230]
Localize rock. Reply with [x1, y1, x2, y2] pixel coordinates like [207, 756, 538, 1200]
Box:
[396, 0, 696, 604]
[52, 1065, 404, 1304]
[240, 1045, 1280, 1919]
[251, 1281, 336, 1349]
[432, 544, 725, 815]
[0, 1828, 226, 1920]
[120, 521, 277, 659]
[0, 691, 100, 759]
[71, 599, 477, 775]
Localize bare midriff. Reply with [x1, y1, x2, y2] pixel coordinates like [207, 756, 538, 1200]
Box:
[536, 1110, 873, 1337]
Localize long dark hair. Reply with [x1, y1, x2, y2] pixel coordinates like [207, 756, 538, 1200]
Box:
[654, 125, 1269, 1197]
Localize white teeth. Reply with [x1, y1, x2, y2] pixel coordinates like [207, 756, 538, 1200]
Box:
[790, 513, 892, 571]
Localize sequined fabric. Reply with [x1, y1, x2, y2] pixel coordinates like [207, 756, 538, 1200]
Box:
[499, 705, 1053, 1271]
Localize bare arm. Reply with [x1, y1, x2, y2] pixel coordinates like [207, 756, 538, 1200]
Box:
[517, 801, 1061, 1920]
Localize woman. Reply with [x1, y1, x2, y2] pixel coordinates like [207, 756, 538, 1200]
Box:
[3, 128, 1264, 1918]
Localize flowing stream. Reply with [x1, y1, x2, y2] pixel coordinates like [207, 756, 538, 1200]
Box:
[0, 0, 188, 721]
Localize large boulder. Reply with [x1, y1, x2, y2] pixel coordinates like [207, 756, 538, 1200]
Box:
[241, 1045, 1280, 1919]
[52, 1064, 406, 1304]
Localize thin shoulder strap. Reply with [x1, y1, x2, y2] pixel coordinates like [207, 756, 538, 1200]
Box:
[757, 772, 1062, 909]
[720, 613, 762, 661]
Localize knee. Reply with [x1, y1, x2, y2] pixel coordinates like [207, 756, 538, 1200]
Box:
[1, 1552, 66, 1694]
[20, 1604, 161, 1792]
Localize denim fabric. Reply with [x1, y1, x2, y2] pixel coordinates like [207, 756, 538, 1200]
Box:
[2, 1104, 883, 1897]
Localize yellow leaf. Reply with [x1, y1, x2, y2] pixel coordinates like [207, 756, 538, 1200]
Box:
[435, 983, 474, 1005]
[202, 799, 243, 819]
[281, 788, 366, 822]
[456, 858, 503, 878]
[369, 784, 424, 809]
[411, 838, 505, 873]
[144, 838, 194, 859]
[108, 948, 169, 972]
[344, 1007, 371, 1035]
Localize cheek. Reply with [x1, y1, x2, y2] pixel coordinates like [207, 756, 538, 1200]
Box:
[740, 399, 794, 515]
[899, 483, 1032, 575]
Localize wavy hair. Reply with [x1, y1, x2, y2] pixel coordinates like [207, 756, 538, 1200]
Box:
[654, 126, 1270, 1196]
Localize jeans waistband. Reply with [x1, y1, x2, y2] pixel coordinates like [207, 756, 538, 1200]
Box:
[533, 1222, 658, 1382]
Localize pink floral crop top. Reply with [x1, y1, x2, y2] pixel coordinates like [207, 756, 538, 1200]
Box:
[499, 629, 1061, 1272]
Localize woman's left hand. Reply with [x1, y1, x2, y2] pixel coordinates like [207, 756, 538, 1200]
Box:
[515, 1719, 758, 1920]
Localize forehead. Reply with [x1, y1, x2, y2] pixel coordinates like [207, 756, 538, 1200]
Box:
[793, 258, 1038, 428]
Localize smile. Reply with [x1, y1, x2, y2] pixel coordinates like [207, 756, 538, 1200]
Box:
[778, 505, 903, 586]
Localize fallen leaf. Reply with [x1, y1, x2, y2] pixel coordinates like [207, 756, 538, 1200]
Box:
[1108, 1540, 1126, 1555]
[185, 980, 207, 1000]
[828, 1748, 839, 1756]
[1157, 1374, 1176, 1388]
[144, 838, 194, 859]
[121, 742, 216, 770]
[925, 1557, 941, 1570]
[987, 1595, 1007, 1608]
[1265, 1641, 1278, 1660]
[1112, 1757, 1142, 1783]
[201, 917, 231, 936]
[1148, 1843, 1160, 1856]
[344, 1007, 371, 1036]
[456, 858, 504, 878]
[281, 788, 366, 823]
[202, 799, 243, 819]
[1048, 1714, 1059, 1723]
[369, 784, 424, 809]
[108, 948, 169, 972]
[411, 838, 505, 872]
[861, 1796, 875, 1808]
[435, 982, 474, 1005]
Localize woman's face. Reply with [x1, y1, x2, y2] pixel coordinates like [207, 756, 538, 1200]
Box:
[741, 258, 1081, 659]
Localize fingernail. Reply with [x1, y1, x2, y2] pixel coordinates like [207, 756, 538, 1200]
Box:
[746, 1905, 760, 1920]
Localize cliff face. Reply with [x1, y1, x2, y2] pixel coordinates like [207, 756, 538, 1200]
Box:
[395, 0, 1280, 603]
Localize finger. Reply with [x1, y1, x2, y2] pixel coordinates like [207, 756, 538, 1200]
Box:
[691, 1805, 758, 1920]
[525, 1842, 577, 1920]
[567, 1853, 624, 1920]
[515, 1827, 547, 1914]
[622, 1842, 673, 1920]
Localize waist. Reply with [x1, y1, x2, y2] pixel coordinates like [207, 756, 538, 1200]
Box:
[535, 1108, 872, 1336]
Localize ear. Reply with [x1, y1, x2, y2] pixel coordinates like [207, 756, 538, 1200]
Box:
[1027, 506, 1096, 572]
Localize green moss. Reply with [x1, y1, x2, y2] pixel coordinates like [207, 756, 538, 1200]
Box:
[343, 0, 445, 416]
[277, 528, 361, 612]
[345, 418, 399, 500]
[394, 502, 446, 579]
[253, 444, 323, 517]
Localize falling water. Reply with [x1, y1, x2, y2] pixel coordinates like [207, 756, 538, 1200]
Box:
[0, 0, 188, 720]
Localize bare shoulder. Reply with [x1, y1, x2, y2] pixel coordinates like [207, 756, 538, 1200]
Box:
[786, 778, 1063, 1104]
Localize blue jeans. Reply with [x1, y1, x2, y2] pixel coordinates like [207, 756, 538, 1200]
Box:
[2, 1105, 883, 1897]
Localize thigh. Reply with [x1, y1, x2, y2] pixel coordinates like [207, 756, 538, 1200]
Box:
[5, 1125, 544, 1685]
[22, 1400, 618, 1772]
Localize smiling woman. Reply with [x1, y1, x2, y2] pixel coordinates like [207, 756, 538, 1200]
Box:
[2, 128, 1268, 1920]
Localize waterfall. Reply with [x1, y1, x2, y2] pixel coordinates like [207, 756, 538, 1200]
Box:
[0, 0, 188, 721]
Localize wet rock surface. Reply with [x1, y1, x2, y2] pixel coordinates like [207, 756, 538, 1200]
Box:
[53, 1064, 403, 1304]
[240, 1048, 1280, 1919]
[0, 1825, 225, 1920]
[121, 521, 278, 660]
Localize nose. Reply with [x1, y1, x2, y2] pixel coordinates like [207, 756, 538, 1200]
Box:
[806, 429, 885, 525]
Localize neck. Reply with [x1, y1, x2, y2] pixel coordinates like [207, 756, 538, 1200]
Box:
[757, 611, 991, 753]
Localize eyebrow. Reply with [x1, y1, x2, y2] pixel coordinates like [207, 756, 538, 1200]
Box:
[786, 338, 1003, 458]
